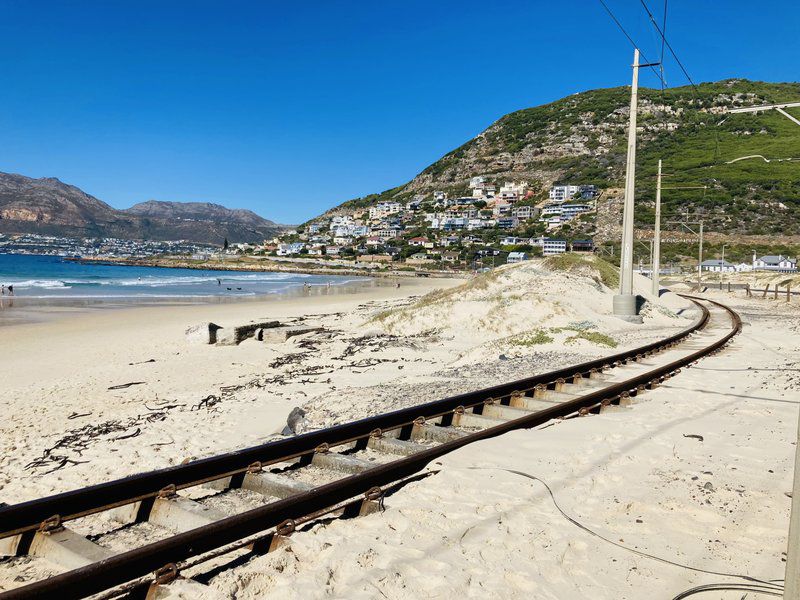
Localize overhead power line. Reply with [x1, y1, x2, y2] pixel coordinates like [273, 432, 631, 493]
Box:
[659, 0, 668, 89]
[597, 0, 663, 84]
[639, 0, 697, 91]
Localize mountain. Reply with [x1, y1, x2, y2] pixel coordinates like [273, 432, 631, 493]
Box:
[124, 200, 283, 244]
[322, 79, 800, 237]
[0, 173, 284, 244]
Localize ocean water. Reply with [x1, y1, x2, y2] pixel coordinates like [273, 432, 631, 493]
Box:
[0, 254, 365, 301]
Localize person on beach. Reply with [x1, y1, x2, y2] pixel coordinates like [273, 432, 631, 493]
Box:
[7, 285, 13, 296]
[1, 285, 4, 295]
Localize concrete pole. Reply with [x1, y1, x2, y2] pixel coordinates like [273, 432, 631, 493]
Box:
[785, 404, 800, 600]
[721, 244, 727, 288]
[614, 49, 641, 321]
[697, 221, 704, 289]
[652, 159, 662, 296]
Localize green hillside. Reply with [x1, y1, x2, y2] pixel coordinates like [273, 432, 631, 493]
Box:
[328, 80, 800, 235]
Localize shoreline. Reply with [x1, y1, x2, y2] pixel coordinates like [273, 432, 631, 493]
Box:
[0, 276, 432, 328]
[67, 255, 468, 279]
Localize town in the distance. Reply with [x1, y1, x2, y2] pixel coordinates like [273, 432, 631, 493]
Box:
[4, 177, 795, 276]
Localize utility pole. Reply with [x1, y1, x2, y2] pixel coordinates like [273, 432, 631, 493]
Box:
[786, 406, 800, 600]
[614, 49, 657, 324]
[697, 220, 704, 289]
[652, 159, 662, 296]
[721, 244, 727, 287]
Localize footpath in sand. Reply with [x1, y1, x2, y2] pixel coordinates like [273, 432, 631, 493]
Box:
[208, 290, 799, 600]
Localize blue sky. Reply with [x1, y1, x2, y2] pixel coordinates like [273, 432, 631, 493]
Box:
[1, 1, 797, 223]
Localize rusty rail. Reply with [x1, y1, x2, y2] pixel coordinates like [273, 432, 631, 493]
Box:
[0, 296, 741, 600]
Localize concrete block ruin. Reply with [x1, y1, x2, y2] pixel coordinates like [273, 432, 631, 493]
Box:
[187, 320, 324, 346]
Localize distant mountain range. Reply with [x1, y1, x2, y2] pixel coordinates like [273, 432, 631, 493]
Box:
[0, 172, 285, 245]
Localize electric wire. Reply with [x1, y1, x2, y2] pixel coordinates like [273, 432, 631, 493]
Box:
[639, 0, 697, 91]
[659, 0, 668, 89]
[466, 467, 784, 591]
[597, 0, 663, 84]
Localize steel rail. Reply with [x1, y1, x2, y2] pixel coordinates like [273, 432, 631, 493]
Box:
[0, 297, 741, 600]
[0, 299, 710, 540]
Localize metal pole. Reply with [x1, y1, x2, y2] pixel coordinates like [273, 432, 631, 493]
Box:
[614, 49, 641, 321]
[652, 159, 662, 296]
[721, 244, 727, 289]
[785, 404, 800, 600]
[697, 220, 704, 289]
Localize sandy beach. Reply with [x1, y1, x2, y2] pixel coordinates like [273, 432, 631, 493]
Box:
[1, 258, 796, 598]
[207, 290, 800, 600]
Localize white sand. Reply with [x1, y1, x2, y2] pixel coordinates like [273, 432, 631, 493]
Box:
[207, 290, 799, 599]
[0, 278, 454, 504]
[6, 259, 785, 598]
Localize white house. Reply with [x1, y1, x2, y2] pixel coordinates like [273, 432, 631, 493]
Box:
[549, 184, 580, 202]
[375, 228, 401, 239]
[498, 181, 527, 202]
[531, 237, 567, 255]
[368, 202, 402, 220]
[753, 254, 797, 271]
[330, 215, 354, 228]
[507, 251, 529, 263]
[512, 205, 535, 220]
[277, 242, 305, 256]
[561, 203, 593, 219]
[501, 236, 524, 246]
[700, 259, 736, 272]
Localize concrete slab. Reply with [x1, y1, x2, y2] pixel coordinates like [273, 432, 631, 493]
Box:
[29, 528, 113, 570]
[411, 424, 467, 444]
[149, 496, 227, 533]
[311, 452, 375, 475]
[215, 321, 282, 346]
[367, 436, 428, 456]
[241, 471, 314, 499]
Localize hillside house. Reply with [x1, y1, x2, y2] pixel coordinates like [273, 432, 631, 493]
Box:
[501, 236, 525, 246]
[375, 228, 401, 239]
[561, 203, 593, 219]
[496, 217, 519, 230]
[277, 242, 305, 256]
[533, 237, 567, 255]
[442, 251, 460, 263]
[330, 215, 354, 228]
[571, 239, 595, 253]
[549, 184, 580, 202]
[507, 251, 529, 263]
[512, 205, 535, 220]
[369, 202, 402, 220]
[492, 203, 513, 217]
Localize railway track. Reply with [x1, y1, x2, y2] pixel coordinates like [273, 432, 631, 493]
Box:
[0, 295, 742, 600]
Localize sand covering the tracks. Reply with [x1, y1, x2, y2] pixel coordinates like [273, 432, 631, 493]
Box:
[1, 256, 698, 592]
[206, 290, 799, 600]
[0, 257, 690, 508]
